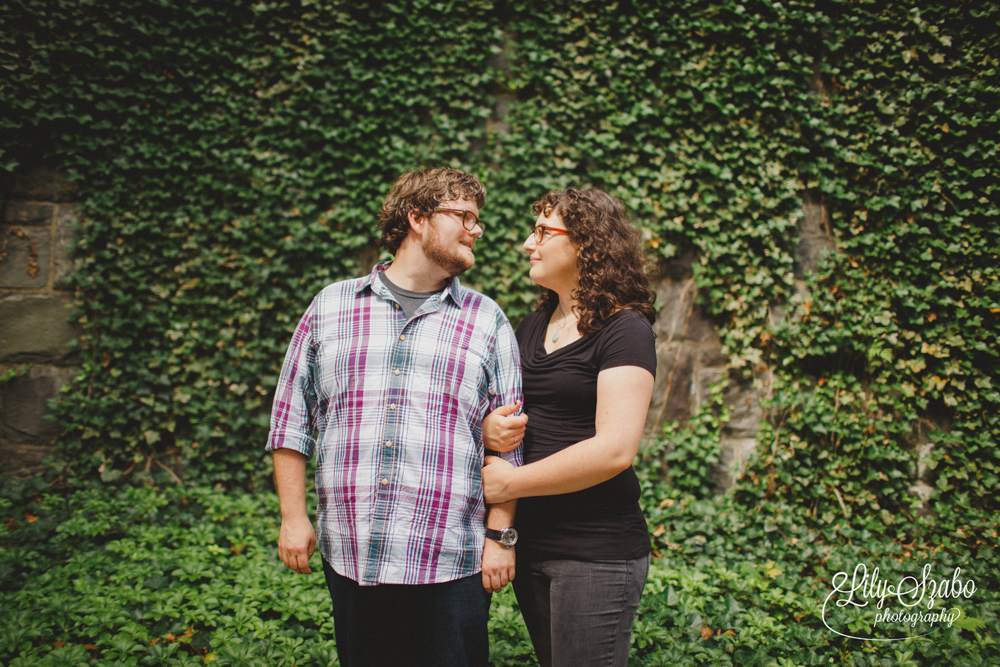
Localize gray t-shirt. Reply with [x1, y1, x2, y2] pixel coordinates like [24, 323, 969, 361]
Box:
[380, 272, 443, 319]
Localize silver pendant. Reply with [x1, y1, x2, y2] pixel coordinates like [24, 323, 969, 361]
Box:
[551, 330, 559, 343]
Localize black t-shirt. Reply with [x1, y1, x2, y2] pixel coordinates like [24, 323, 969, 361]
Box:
[514, 307, 656, 560]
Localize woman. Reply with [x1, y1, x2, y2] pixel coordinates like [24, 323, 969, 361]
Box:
[482, 187, 657, 667]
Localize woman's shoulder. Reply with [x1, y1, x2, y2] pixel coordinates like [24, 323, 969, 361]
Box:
[594, 309, 657, 373]
[601, 308, 655, 338]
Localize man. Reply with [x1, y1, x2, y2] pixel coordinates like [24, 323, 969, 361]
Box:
[266, 167, 524, 667]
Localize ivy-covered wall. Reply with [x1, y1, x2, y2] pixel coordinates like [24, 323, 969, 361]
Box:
[1, 0, 996, 544]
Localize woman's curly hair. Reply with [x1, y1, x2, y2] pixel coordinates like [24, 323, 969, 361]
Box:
[378, 167, 487, 255]
[532, 188, 656, 335]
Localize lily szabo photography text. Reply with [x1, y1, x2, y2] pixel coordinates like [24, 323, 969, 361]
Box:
[823, 563, 980, 641]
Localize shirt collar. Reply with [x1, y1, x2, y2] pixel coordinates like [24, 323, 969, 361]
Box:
[357, 261, 464, 309]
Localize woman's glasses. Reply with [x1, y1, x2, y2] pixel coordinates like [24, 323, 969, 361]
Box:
[434, 208, 485, 234]
[531, 225, 570, 244]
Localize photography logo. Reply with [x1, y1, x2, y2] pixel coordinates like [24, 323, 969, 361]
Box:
[821, 563, 977, 641]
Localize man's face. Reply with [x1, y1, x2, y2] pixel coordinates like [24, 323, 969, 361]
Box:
[421, 198, 483, 277]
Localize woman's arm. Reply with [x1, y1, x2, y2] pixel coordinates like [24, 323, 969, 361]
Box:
[482, 365, 654, 503]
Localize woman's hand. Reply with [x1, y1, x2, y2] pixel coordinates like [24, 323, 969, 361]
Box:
[482, 401, 527, 453]
[482, 455, 518, 504]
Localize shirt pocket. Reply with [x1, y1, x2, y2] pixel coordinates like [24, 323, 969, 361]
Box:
[409, 334, 489, 415]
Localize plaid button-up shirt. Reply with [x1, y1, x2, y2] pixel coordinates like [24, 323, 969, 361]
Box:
[266, 262, 523, 585]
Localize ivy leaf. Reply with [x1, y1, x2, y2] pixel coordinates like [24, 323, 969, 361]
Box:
[952, 608, 987, 632]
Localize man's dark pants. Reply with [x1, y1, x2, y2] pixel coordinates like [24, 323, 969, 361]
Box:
[323, 558, 492, 667]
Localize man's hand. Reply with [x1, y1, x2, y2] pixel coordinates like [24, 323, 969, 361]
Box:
[482, 402, 527, 453]
[278, 514, 316, 574]
[481, 538, 515, 592]
[482, 455, 517, 504]
[273, 448, 316, 574]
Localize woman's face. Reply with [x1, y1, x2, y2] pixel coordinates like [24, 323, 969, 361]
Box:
[523, 206, 579, 292]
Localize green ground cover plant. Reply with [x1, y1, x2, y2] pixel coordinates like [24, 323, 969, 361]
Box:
[2, 472, 996, 666]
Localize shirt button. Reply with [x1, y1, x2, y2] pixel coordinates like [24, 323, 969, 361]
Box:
[399, 334, 405, 341]
[385, 440, 392, 448]
[381, 478, 388, 485]
[389, 404, 397, 410]
[393, 369, 400, 375]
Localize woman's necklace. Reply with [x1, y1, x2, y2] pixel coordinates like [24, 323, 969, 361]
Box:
[550, 303, 573, 343]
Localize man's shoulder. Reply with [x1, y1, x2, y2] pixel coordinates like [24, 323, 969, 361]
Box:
[312, 274, 371, 302]
[452, 283, 508, 321]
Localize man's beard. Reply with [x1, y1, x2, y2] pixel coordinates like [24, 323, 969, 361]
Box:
[423, 222, 473, 277]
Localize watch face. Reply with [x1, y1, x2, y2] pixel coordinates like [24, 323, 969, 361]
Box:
[487, 527, 518, 548]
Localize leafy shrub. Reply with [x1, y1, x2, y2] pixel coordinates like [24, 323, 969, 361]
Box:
[2, 476, 996, 666]
[1, 479, 335, 666]
[638, 380, 730, 507]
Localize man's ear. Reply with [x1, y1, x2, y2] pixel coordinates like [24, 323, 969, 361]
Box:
[407, 209, 425, 236]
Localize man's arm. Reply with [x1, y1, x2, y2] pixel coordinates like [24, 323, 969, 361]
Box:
[481, 309, 523, 591]
[482, 499, 516, 592]
[266, 300, 320, 574]
[274, 448, 316, 574]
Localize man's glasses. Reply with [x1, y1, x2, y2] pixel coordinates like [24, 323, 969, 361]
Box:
[434, 208, 485, 234]
[531, 225, 570, 244]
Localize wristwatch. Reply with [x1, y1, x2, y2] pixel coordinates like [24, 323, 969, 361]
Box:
[485, 527, 518, 548]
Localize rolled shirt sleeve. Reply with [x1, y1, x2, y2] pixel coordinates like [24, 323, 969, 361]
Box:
[265, 299, 320, 459]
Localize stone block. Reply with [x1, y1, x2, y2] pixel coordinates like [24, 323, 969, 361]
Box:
[654, 250, 695, 282]
[3, 202, 55, 226]
[358, 243, 381, 275]
[723, 381, 764, 437]
[909, 481, 934, 501]
[0, 294, 80, 363]
[645, 342, 695, 433]
[653, 279, 694, 340]
[714, 437, 759, 491]
[0, 365, 76, 444]
[0, 442, 51, 475]
[795, 191, 837, 277]
[0, 224, 52, 289]
[487, 94, 516, 135]
[693, 367, 726, 409]
[697, 343, 729, 369]
[653, 278, 720, 344]
[53, 204, 80, 289]
[9, 165, 77, 202]
[908, 415, 949, 448]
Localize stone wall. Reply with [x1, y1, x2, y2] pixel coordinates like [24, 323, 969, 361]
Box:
[0, 168, 81, 475]
[639, 192, 838, 490]
[642, 253, 765, 491]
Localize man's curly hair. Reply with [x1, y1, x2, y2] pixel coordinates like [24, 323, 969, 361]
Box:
[378, 167, 487, 255]
[532, 188, 656, 335]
